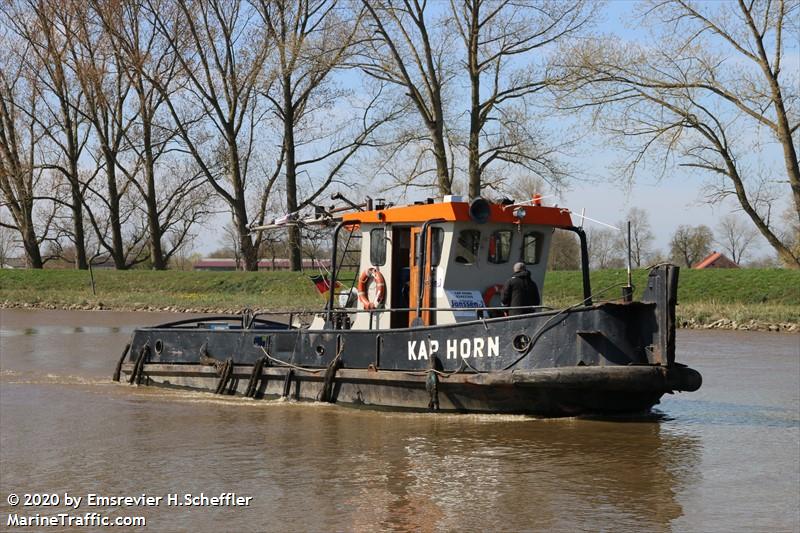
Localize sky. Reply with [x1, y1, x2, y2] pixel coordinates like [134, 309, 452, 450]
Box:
[192, 0, 796, 262]
[560, 0, 795, 258]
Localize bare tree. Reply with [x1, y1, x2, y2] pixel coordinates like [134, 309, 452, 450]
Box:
[259, 228, 289, 270]
[548, 229, 580, 270]
[145, 0, 271, 270]
[168, 234, 200, 271]
[3, 1, 91, 268]
[0, 44, 48, 267]
[746, 253, 780, 268]
[670, 224, 713, 268]
[67, 4, 153, 269]
[255, 0, 389, 271]
[615, 207, 655, 267]
[359, 0, 455, 194]
[218, 221, 243, 269]
[557, 0, 800, 268]
[94, 0, 208, 269]
[779, 205, 800, 261]
[588, 227, 623, 269]
[715, 213, 759, 264]
[449, 0, 593, 198]
[0, 214, 18, 266]
[505, 173, 548, 202]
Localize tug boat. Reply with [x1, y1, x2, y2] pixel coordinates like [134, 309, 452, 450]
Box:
[115, 196, 701, 415]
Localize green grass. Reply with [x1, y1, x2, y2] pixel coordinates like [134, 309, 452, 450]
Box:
[541, 269, 799, 326]
[542, 268, 799, 306]
[1, 267, 798, 325]
[0, 269, 325, 312]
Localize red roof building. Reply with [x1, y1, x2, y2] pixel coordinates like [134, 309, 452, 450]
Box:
[694, 251, 739, 269]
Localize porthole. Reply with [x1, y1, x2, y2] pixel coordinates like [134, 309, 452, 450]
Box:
[512, 334, 531, 352]
[154, 339, 163, 355]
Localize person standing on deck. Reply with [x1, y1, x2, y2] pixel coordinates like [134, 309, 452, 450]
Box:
[501, 263, 540, 316]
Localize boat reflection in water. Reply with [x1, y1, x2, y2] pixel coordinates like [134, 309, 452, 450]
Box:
[309, 412, 701, 532]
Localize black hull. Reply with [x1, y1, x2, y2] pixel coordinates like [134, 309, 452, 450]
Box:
[117, 362, 700, 416]
[116, 266, 701, 416]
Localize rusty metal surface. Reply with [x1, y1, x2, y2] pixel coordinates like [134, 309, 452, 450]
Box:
[118, 360, 700, 415]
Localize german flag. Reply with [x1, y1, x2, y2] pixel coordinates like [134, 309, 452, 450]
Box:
[309, 274, 341, 294]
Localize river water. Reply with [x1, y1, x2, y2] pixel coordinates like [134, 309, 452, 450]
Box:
[0, 309, 798, 532]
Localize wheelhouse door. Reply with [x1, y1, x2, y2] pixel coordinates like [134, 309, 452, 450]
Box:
[390, 227, 411, 329]
[409, 226, 435, 326]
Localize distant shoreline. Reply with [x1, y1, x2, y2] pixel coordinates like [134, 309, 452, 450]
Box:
[1, 268, 797, 332]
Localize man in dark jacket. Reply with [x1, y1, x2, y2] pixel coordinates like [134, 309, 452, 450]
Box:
[501, 262, 540, 316]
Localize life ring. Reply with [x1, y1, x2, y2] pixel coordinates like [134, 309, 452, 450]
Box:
[357, 268, 386, 310]
[483, 284, 505, 317]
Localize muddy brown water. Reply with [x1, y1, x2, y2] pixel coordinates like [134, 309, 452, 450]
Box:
[0, 309, 798, 532]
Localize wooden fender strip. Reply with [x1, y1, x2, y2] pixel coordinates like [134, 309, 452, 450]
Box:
[118, 364, 700, 392]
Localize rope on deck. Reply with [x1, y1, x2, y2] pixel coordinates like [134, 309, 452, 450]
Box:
[258, 346, 322, 374]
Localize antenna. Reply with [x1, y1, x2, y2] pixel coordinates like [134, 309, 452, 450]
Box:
[624, 220, 633, 302]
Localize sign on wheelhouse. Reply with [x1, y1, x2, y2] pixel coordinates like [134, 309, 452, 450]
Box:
[115, 194, 701, 415]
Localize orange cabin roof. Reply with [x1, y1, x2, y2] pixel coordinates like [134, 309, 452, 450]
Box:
[341, 201, 574, 227]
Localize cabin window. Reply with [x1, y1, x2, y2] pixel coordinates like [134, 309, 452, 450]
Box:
[413, 228, 444, 266]
[455, 229, 481, 264]
[370, 228, 386, 266]
[522, 232, 541, 264]
[488, 230, 512, 264]
[431, 228, 444, 266]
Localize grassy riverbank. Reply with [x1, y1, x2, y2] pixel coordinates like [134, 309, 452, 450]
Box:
[1, 268, 798, 329]
[544, 269, 799, 330]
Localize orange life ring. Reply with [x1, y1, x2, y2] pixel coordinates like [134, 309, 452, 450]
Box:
[357, 268, 386, 310]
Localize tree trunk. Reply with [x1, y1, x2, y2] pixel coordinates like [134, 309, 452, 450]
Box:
[282, 74, 302, 271]
[63, 105, 88, 269]
[227, 137, 257, 271]
[721, 148, 800, 268]
[0, 178, 43, 269]
[747, 8, 800, 229]
[20, 216, 43, 269]
[145, 162, 165, 270]
[104, 150, 126, 269]
[62, 106, 88, 269]
[141, 112, 166, 270]
[771, 88, 800, 229]
[431, 121, 451, 196]
[68, 161, 88, 270]
[236, 210, 258, 271]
